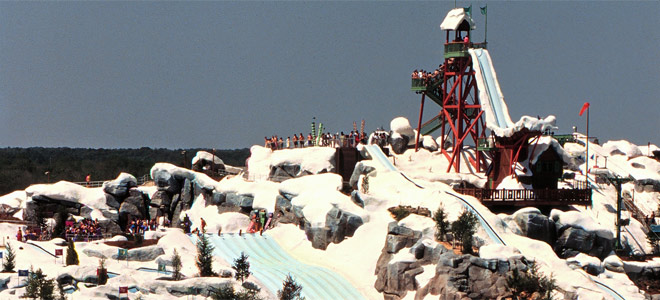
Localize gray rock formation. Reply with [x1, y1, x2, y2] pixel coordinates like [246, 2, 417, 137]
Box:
[102, 174, 137, 199]
[153, 170, 181, 194]
[349, 162, 375, 190]
[554, 226, 613, 260]
[84, 245, 165, 262]
[300, 207, 364, 250]
[390, 135, 409, 155]
[514, 210, 556, 245]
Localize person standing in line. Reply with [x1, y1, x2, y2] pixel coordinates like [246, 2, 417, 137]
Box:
[293, 134, 298, 148]
[278, 137, 284, 149]
[16, 228, 22, 241]
[286, 137, 291, 149]
[85, 174, 91, 187]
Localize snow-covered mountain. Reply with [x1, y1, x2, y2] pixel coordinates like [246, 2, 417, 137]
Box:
[0, 120, 658, 300]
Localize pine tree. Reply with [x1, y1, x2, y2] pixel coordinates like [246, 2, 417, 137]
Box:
[39, 276, 56, 300]
[65, 242, 79, 266]
[172, 248, 183, 281]
[277, 274, 305, 300]
[196, 229, 216, 277]
[3, 242, 16, 272]
[97, 258, 108, 285]
[451, 209, 478, 254]
[211, 285, 236, 300]
[24, 267, 39, 298]
[210, 284, 263, 300]
[507, 261, 557, 300]
[232, 252, 251, 283]
[24, 267, 56, 300]
[433, 205, 449, 241]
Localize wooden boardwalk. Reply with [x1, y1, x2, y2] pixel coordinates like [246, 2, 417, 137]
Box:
[455, 188, 592, 207]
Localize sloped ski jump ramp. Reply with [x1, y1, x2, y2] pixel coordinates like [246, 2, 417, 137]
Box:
[192, 233, 366, 300]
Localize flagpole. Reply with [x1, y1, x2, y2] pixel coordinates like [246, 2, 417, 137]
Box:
[485, 7, 488, 43]
[586, 107, 589, 176]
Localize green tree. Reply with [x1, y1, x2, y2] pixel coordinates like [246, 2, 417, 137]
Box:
[211, 285, 236, 300]
[39, 276, 56, 300]
[433, 205, 449, 241]
[196, 229, 216, 277]
[172, 248, 183, 280]
[277, 274, 305, 300]
[97, 258, 108, 285]
[210, 285, 262, 300]
[507, 261, 557, 300]
[232, 252, 251, 283]
[451, 209, 478, 254]
[24, 267, 40, 298]
[65, 242, 79, 266]
[3, 242, 16, 272]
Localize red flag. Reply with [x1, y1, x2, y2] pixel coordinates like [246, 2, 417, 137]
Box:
[54, 249, 63, 256]
[119, 286, 128, 293]
[579, 102, 590, 116]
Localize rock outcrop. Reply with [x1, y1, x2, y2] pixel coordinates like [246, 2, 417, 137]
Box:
[374, 221, 529, 300]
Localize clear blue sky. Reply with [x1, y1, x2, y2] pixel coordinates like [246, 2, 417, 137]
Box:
[1, 1, 658, 149]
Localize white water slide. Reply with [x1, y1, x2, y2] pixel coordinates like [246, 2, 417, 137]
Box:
[468, 48, 556, 137]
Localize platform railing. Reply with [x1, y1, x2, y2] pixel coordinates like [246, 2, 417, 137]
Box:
[455, 188, 592, 206]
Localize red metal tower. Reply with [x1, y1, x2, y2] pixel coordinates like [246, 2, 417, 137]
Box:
[413, 9, 487, 173]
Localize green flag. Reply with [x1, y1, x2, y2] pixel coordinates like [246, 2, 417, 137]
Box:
[480, 5, 487, 15]
[464, 5, 472, 17]
[157, 262, 166, 272]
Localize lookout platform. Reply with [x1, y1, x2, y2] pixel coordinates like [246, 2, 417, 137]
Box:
[455, 188, 592, 207]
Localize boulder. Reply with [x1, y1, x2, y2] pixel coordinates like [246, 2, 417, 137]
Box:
[603, 255, 625, 273]
[150, 191, 172, 212]
[422, 135, 438, 152]
[293, 205, 365, 250]
[191, 151, 225, 172]
[348, 162, 375, 190]
[181, 178, 194, 210]
[208, 192, 226, 206]
[269, 164, 306, 182]
[513, 209, 556, 244]
[104, 193, 121, 209]
[85, 245, 165, 262]
[350, 190, 364, 208]
[390, 133, 409, 155]
[390, 117, 415, 140]
[102, 173, 138, 199]
[554, 226, 613, 260]
[153, 170, 181, 194]
[375, 259, 422, 299]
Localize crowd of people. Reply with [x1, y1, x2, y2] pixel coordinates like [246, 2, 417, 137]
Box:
[127, 219, 159, 235]
[411, 64, 445, 87]
[15, 227, 47, 242]
[65, 218, 103, 241]
[247, 209, 273, 233]
[265, 131, 367, 150]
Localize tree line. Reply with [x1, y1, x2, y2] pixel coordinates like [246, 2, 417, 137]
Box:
[0, 147, 250, 196]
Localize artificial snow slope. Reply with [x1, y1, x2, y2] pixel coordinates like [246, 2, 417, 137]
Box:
[365, 144, 639, 300]
[468, 48, 556, 138]
[193, 233, 366, 300]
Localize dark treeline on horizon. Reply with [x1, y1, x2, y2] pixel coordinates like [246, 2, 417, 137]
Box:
[0, 147, 250, 196]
